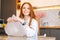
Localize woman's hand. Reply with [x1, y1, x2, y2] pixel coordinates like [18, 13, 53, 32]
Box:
[7, 17, 13, 22]
[17, 17, 25, 24]
[12, 17, 18, 22]
[7, 17, 18, 22]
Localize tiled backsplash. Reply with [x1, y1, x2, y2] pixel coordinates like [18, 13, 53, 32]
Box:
[40, 9, 60, 26]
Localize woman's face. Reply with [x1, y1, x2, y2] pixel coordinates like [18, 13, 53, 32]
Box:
[22, 4, 30, 16]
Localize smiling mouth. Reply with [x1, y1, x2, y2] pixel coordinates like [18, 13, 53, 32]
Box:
[24, 11, 28, 13]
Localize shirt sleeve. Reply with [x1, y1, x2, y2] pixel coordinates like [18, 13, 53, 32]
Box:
[22, 19, 38, 37]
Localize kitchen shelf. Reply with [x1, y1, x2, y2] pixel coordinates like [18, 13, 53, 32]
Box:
[40, 26, 60, 28]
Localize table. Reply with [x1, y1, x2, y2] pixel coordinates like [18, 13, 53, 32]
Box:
[0, 36, 56, 40]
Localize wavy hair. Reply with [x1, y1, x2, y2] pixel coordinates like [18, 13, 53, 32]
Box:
[19, 2, 36, 26]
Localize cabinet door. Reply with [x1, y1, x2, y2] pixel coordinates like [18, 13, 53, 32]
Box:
[0, 0, 1, 18]
[1, 0, 16, 22]
[0, 28, 6, 35]
[51, 29, 60, 40]
[40, 28, 51, 36]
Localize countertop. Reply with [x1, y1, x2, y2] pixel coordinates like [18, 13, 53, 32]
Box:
[0, 35, 56, 40]
[40, 26, 60, 28]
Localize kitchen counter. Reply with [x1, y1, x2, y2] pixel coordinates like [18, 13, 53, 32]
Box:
[40, 26, 60, 28]
[0, 36, 56, 40]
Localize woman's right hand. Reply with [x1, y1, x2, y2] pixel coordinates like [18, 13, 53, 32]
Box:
[7, 17, 18, 22]
[7, 17, 13, 22]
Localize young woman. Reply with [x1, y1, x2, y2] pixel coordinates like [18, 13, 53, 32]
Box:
[5, 2, 40, 37]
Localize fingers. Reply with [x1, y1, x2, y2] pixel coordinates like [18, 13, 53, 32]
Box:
[7, 17, 18, 22]
[7, 17, 12, 22]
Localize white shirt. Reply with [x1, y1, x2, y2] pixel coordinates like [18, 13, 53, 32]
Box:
[22, 17, 38, 37]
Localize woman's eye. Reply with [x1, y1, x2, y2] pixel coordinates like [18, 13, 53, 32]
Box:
[27, 8, 30, 9]
[23, 7, 25, 9]
[23, 7, 30, 10]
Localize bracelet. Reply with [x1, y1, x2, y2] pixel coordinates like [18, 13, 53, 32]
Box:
[22, 22, 26, 25]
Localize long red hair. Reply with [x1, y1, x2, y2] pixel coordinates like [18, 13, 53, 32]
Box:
[19, 2, 36, 26]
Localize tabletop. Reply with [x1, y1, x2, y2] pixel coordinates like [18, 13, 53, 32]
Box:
[0, 35, 56, 40]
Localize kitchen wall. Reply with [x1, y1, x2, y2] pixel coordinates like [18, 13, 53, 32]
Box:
[40, 9, 60, 26]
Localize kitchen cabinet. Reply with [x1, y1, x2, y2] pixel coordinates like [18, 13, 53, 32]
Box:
[1, 0, 16, 22]
[40, 28, 51, 36]
[0, 28, 6, 35]
[40, 27, 60, 40]
[0, 0, 1, 18]
[50, 29, 60, 40]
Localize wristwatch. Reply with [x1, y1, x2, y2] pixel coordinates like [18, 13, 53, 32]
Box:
[22, 22, 27, 25]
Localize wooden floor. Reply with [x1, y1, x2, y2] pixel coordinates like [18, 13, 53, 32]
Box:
[0, 35, 56, 40]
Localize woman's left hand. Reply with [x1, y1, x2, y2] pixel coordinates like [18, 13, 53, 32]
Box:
[12, 17, 18, 22]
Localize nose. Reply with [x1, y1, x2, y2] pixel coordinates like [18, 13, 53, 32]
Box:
[24, 9, 28, 13]
[24, 8, 28, 12]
